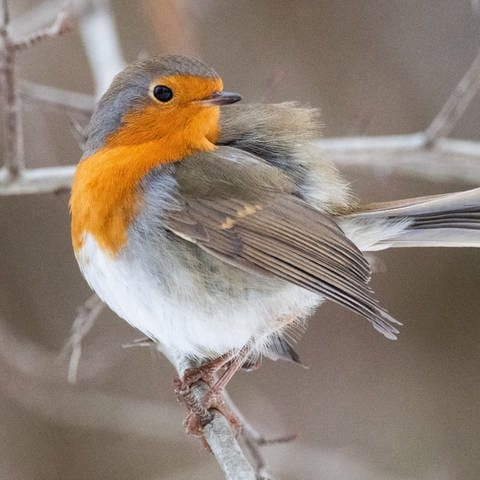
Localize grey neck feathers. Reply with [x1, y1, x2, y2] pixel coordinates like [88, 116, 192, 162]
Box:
[82, 75, 149, 158]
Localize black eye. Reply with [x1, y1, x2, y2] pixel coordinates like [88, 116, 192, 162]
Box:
[153, 85, 173, 102]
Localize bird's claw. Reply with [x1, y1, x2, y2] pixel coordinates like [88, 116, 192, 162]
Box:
[182, 388, 241, 439]
[174, 364, 240, 442]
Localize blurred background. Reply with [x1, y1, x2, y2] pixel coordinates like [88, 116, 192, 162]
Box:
[1, 1, 479, 479]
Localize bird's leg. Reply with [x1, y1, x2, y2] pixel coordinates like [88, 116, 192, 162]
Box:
[207, 343, 254, 397]
[175, 342, 255, 438]
[173, 350, 239, 438]
[173, 352, 233, 396]
[193, 343, 254, 433]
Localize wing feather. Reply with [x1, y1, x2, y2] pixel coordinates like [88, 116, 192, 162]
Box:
[163, 191, 400, 339]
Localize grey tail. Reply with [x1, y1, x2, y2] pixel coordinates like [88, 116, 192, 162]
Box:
[263, 335, 305, 366]
[241, 335, 305, 370]
[346, 187, 480, 249]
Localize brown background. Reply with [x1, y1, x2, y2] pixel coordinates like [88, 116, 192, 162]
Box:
[1, 1, 479, 479]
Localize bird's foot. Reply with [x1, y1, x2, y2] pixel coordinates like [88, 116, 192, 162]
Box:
[174, 348, 255, 442]
[173, 353, 239, 442]
[182, 387, 240, 439]
[173, 353, 232, 397]
[174, 344, 254, 443]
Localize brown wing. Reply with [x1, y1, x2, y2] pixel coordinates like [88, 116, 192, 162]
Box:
[163, 176, 400, 339]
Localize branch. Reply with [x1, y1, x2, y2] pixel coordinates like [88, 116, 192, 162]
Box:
[225, 393, 301, 480]
[0, 305, 181, 442]
[0, 165, 75, 195]
[0, 370, 185, 441]
[424, 46, 480, 146]
[0, 306, 122, 385]
[60, 294, 104, 383]
[20, 80, 94, 115]
[0, 0, 73, 178]
[317, 134, 480, 183]
[77, 0, 125, 95]
[2, 134, 480, 196]
[13, 4, 73, 51]
[0, 0, 24, 177]
[162, 349, 257, 480]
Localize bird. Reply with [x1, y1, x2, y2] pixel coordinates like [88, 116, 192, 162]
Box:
[70, 54, 480, 434]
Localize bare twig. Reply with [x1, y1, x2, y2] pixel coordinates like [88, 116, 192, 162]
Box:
[2, 134, 480, 196]
[0, 0, 24, 177]
[162, 348, 257, 480]
[68, 116, 90, 148]
[317, 134, 480, 182]
[20, 80, 94, 115]
[0, 367, 184, 440]
[13, 4, 74, 52]
[0, 0, 73, 178]
[11, 0, 67, 36]
[0, 165, 75, 195]
[60, 294, 104, 383]
[424, 46, 480, 146]
[0, 308, 122, 385]
[224, 393, 298, 480]
[78, 0, 125, 95]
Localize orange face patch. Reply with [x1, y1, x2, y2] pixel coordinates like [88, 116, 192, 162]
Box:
[150, 75, 224, 105]
[70, 75, 224, 255]
[105, 76, 224, 148]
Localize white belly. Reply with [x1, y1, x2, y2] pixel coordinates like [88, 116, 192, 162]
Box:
[76, 234, 321, 358]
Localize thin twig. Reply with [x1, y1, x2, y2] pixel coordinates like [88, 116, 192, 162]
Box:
[162, 348, 257, 480]
[78, 0, 125, 95]
[68, 116, 90, 149]
[0, 308, 123, 385]
[224, 392, 298, 480]
[0, 0, 74, 178]
[0, 368, 184, 440]
[11, 0, 66, 36]
[317, 135, 480, 182]
[0, 165, 76, 195]
[59, 294, 104, 383]
[13, 4, 74, 51]
[424, 46, 480, 146]
[20, 80, 94, 115]
[0, 0, 24, 177]
[2, 134, 480, 196]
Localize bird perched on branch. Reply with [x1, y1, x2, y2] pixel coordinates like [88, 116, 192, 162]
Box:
[70, 54, 480, 435]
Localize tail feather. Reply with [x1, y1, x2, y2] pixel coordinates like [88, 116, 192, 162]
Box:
[343, 187, 480, 249]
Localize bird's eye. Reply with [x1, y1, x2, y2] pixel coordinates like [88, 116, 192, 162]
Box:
[153, 85, 173, 102]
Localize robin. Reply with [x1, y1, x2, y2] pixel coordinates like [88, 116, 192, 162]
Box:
[70, 54, 480, 434]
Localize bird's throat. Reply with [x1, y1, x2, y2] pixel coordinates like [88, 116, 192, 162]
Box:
[70, 133, 216, 255]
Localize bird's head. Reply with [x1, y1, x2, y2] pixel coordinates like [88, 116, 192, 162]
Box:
[84, 55, 241, 157]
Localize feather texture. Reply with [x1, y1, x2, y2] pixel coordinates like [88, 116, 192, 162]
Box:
[344, 188, 480, 248]
[162, 148, 401, 340]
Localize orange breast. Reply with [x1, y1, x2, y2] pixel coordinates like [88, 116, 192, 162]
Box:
[71, 125, 219, 255]
[70, 85, 222, 255]
[71, 144, 152, 254]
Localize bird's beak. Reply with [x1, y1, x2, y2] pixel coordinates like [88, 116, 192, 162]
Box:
[196, 91, 242, 106]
